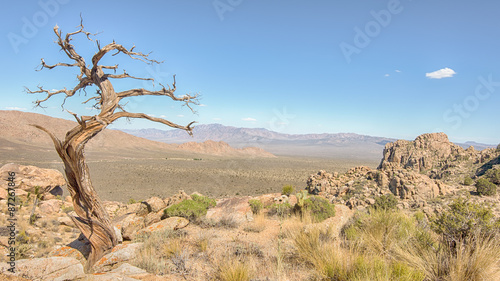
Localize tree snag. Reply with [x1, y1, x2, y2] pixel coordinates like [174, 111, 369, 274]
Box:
[25, 19, 199, 271]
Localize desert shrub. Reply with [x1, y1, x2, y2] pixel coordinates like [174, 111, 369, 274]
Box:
[343, 208, 433, 258]
[476, 178, 497, 196]
[128, 198, 138, 204]
[293, 224, 425, 281]
[267, 202, 292, 218]
[217, 215, 240, 229]
[302, 196, 336, 222]
[281, 184, 294, 196]
[463, 176, 474, 186]
[497, 143, 500, 152]
[397, 231, 500, 281]
[164, 198, 214, 221]
[432, 197, 500, 244]
[190, 193, 216, 207]
[248, 199, 263, 215]
[485, 168, 500, 184]
[373, 193, 398, 210]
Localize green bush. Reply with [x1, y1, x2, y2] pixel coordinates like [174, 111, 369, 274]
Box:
[281, 185, 294, 196]
[432, 197, 500, 244]
[267, 202, 292, 218]
[191, 194, 216, 207]
[302, 196, 336, 222]
[373, 194, 398, 210]
[496, 143, 500, 152]
[164, 195, 216, 221]
[476, 178, 497, 196]
[485, 168, 500, 185]
[463, 176, 474, 186]
[248, 199, 263, 215]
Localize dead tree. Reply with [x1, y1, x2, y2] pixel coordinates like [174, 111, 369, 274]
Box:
[25, 21, 198, 270]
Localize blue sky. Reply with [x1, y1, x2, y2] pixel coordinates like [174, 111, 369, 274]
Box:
[2, 0, 500, 144]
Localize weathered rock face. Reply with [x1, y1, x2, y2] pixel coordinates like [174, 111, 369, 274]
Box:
[118, 213, 145, 241]
[387, 170, 447, 200]
[93, 243, 143, 273]
[206, 197, 253, 224]
[143, 196, 166, 213]
[0, 163, 66, 197]
[164, 190, 191, 207]
[306, 170, 336, 195]
[135, 217, 189, 238]
[378, 133, 467, 172]
[0, 257, 85, 280]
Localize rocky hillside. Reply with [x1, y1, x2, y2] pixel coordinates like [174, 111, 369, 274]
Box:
[306, 132, 500, 215]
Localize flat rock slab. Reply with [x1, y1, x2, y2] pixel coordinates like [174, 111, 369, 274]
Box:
[206, 197, 253, 224]
[83, 272, 141, 281]
[0, 257, 85, 281]
[134, 217, 189, 238]
[93, 243, 143, 273]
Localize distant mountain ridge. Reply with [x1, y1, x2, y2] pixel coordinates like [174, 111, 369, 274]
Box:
[121, 124, 397, 160]
[122, 124, 394, 144]
[121, 124, 497, 160]
[0, 111, 274, 158]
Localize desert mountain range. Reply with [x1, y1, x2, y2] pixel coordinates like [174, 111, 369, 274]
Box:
[0, 110, 273, 158]
[122, 124, 496, 160]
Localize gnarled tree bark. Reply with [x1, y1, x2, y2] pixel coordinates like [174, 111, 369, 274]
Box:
[25, 19, 198, 271]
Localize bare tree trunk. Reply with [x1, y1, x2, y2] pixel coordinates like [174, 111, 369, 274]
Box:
[34, 123, 117, 271]
[26, 21, 198, 271]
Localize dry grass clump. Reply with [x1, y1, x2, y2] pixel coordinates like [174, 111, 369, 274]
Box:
[292, 222, 425, 280]
[397, 233, 500, 281]
[132, 228, 191, 276]
[213, 256, 255, 281]
[243, 213, 267, 233]
[289, 206, 500, 281]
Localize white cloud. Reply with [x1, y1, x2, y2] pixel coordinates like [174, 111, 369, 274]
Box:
[160, 115, 167, 118]
[242, 117, 257, 122]
[199, 104, 207, 107]
[213, 117, 222, 121]
[5, 106, 27, 110]
[426, 67, 456, 79]
[384, 74, 390, 77]
[395, 70, 401, 73]
[177, 114, 184, 117]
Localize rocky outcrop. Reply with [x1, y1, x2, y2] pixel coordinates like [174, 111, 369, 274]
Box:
[305, 133, 480, 209]
[378, 133, 468, 172]
[0, 163, 66, 198]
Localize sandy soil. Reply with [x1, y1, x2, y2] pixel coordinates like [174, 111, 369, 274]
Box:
[0, 138, 378, 202]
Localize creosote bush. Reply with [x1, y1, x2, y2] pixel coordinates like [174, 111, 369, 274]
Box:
[248, 199, 263, 215]
[432, 197, 500, 244]
[281, 185, 294, 196]
[267, 202, 292, 218]
[463, 176, 474, 186]
[485, 168, 500, 185]
[476, 178, 497, 196]
[301, 196, 336, 222]
[163, 194, 216, 221]
[373, 193, 398, 210]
